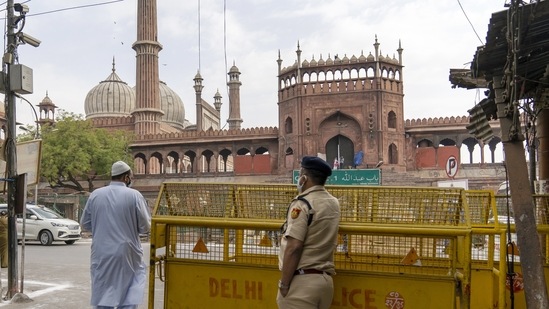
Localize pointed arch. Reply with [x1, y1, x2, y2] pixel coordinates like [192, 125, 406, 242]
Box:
[255, 147, 269, 154]
[134, 153, 147, 175]
[166, 151, 179, 174]
[388, 111, 397, 129]
[388, 143, 398, 164]
[184, 150, 196, 173]
[219, 148, 233, 172]
[285, 117, 293, 134]
[318, 111, 362, 169]
[417, 139, 434, 148]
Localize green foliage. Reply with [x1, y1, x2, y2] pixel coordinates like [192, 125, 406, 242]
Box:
[40, 111, 134, 192]
[16, 125, 39, 142]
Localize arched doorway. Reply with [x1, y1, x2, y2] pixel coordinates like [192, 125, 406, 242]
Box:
[326, 135, 354, 169]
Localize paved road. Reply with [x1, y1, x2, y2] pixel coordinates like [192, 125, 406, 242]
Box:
[0, 239, 164, 308]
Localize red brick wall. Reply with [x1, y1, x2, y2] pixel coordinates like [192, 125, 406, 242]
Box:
[253, 154, 271, 174]
[436, 146, 459, 169]
[234, 156, 253, 175]
[416, 147, 436, 168]
[415, 146, 459, 169]
[234, 155, 272, 175]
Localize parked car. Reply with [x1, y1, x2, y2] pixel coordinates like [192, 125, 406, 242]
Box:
[0, 204, 81, 245]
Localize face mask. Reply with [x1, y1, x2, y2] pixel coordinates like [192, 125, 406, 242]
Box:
[125, 176, 133, 188]
[296, 175, 305, 193]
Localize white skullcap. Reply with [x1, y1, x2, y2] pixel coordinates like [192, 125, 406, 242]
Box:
[111, 161, 131, 176]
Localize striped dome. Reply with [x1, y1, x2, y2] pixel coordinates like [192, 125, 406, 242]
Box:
[84, 65, 135, 118]
[159, 81, 185, 129]
[85, 61, 186, 129]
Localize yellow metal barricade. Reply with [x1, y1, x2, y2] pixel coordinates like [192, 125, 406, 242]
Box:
[149, 183, 479, 309]
[148, 185, 549, 308]
[467, 192, 549, 309]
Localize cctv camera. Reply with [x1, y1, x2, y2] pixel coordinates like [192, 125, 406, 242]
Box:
[14, 3, 29, 14]
[18, 32, 41, 47]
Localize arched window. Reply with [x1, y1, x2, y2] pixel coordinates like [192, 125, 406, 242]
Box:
[219, 149, 233, 172]
[285, 117, 293, 134]
[416, 139, 433, 148]
[388, 143, 398, 164]
[388, 111, 397, 129]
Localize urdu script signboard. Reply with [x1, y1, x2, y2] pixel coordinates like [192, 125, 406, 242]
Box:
[292, 169, 381, 186]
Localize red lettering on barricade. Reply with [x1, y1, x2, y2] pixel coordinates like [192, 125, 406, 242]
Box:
[244, 280, 263, 300]
[209, 278, 219, 297]
[364, 290, 376, 308]
[232, 280, 243, 299]
[208, 278, 264, 300]
[385, 291, 404, 309]
[349, 289, 362, 308]
[245, 280, 256, 299]
[332, 287, 377, 308]
[220, 278, 231, 298]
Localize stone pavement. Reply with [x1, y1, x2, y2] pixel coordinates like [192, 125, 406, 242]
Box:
[0, 239, 164, 308]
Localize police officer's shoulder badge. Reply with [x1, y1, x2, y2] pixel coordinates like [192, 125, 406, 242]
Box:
[290, 207, 301, 219]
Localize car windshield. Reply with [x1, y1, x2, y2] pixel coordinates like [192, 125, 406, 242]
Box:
[32, 207, 63, 219]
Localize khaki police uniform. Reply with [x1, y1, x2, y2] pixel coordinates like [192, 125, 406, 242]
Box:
[277, 185, 340, 309]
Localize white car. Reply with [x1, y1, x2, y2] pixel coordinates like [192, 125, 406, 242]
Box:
[0, 204, 81, 245]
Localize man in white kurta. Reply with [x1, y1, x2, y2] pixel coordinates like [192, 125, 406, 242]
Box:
[81, 161, 151, 309]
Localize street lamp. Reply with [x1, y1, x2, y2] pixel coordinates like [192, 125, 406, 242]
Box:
[18, 125, 38, 140]
[16, 93, 40, 138]
[17, 93, 41, 207]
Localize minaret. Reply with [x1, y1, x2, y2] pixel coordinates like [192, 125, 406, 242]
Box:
[374, 35, 380, 79]
[194, 70, 204, 131]
[132, 0, 164, 135]
[296, 41, 301, 84]
[227, 62, 243, 129]
[397, 39, 404, 81]
[36, 91, 57, 128]
[213, 89, 222, 112]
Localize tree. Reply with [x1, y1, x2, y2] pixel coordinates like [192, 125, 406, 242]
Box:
[40, 111, 134, 192]
[16, 125, 39, 142]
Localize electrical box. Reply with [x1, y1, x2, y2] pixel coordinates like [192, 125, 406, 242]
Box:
[10, 64, 33, 94]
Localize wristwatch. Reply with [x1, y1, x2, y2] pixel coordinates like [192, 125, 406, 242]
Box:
[278, 280, 290, 289]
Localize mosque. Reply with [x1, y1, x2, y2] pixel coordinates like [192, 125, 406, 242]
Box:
[21, 1, 525, 203]
[34, 0, 511, 201]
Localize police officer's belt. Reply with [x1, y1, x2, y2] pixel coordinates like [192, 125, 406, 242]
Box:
[294, 268, 329, 276]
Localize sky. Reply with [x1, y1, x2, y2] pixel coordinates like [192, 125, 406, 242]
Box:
[8, 0, 509, 130]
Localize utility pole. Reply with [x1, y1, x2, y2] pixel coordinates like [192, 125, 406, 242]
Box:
[495, 1, 549, 307]
[4, 0, 20, 298]
[3, 1, 38, 299]
[493, 76, 549, 308]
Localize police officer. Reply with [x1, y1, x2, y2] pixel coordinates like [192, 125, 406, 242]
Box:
[277, 156, 340, 309]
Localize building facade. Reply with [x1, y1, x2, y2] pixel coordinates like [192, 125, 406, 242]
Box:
[3, 0, 513, 202]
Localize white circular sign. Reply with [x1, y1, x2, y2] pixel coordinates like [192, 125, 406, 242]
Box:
[446, 155, 458, 178]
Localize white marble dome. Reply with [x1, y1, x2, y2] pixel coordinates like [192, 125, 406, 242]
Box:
[85, 62, 186, 130]
[84, 65, 135, 118]
[159, 81, 185, 130]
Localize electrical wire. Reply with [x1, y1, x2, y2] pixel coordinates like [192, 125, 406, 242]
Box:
[222, 0, 229, 130]
[0, 0, 31, 14]
[25, 0, 124, 17]
[0, 0, 124, 18]
[456, 0, 485, 45]
[197, 0, 201, 72]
